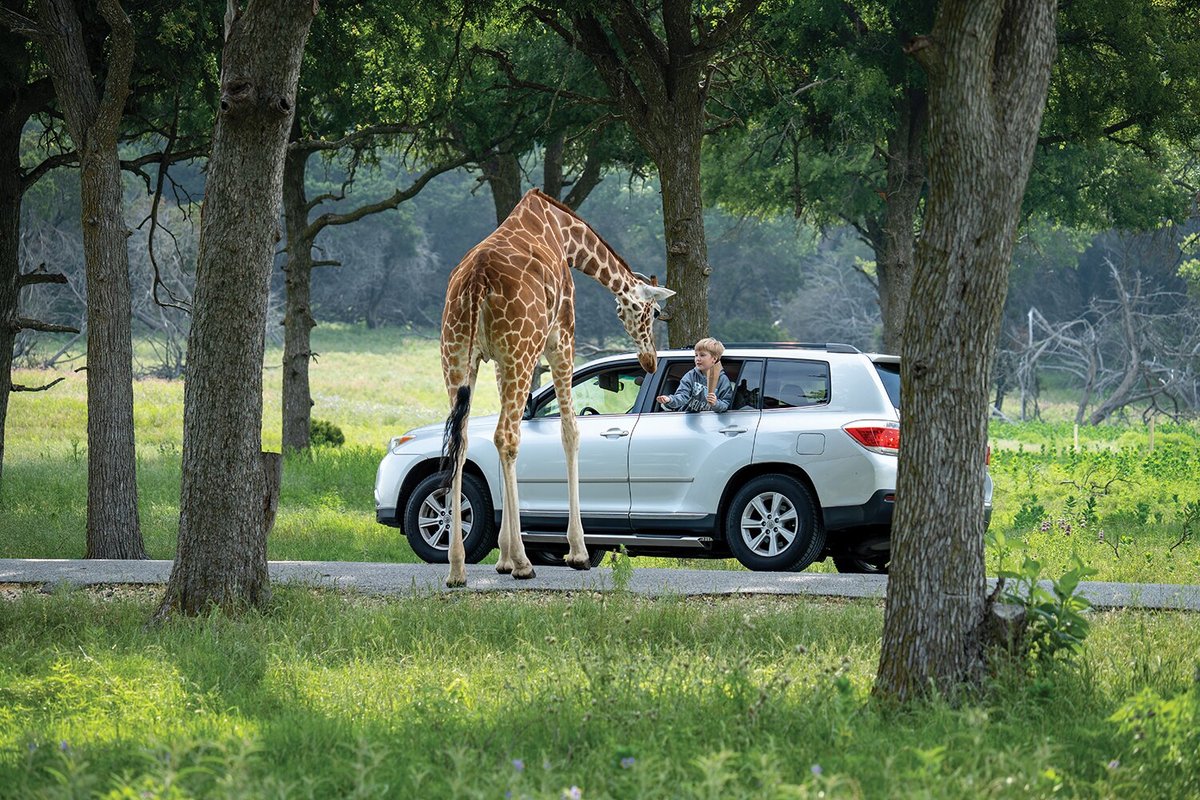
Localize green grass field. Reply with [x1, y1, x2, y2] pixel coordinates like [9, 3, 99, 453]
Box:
[3, 324, 1200, 583]
[1, 587, 1198, 799]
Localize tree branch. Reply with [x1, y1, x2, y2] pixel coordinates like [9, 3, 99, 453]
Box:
[0, 5, 48, 40]
[18, 266, 68, 287]
[17, 317, 81, 334]
[11, 377, 66, 392]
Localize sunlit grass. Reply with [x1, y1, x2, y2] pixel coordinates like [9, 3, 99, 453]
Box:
[1, 587, 1197, 798]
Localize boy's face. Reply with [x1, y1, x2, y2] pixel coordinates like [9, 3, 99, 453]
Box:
[694, 349, 717, 370]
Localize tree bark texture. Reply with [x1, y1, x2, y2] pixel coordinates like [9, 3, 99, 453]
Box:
[281, 145, 315, 451]
[875, 89, 927, 354]
[876, 0, 1056, 702]
[482, 150, 522, 225]
[157, 0, 314, 617]
[654, 112, 710, 348]
[39, 0, 145, 558]
[0, 112, 21, 489]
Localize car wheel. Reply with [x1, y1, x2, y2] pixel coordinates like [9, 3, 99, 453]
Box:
[526, 546, 608, 568]
[832, 554, 889, 575]
[403, 471, 497, 564]
[725, 475, 825, 571]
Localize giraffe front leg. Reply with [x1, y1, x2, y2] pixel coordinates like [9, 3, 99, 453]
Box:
[560, 407, 590, 571]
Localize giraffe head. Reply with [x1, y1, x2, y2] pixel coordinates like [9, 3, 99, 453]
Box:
[616, 276, 674, 373]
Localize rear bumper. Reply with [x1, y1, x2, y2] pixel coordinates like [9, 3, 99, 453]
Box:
[823, 490, 994, 531]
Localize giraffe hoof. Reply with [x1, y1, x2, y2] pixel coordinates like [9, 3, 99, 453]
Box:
[512, 565, 536, 580]
[496, 562, 513, 575]
[446, 577, 467, 588]
[565, 555, 591, 571]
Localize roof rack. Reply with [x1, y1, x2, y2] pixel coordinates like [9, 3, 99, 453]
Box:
[722, 342, 862, 354]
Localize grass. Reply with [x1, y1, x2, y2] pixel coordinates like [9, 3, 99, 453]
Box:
[2, 586, 1198, 799]
[3, 324, 1199, 583]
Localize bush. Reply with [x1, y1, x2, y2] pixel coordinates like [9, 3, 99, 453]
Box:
[309, 418, 345, 448]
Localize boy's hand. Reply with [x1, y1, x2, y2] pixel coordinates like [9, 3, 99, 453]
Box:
[706, 392, 717, 407]
[656, 395, 669, 404]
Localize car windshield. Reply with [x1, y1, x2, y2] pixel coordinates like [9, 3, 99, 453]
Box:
[534, 367, 642, 417]
[874, 362, 900, 408]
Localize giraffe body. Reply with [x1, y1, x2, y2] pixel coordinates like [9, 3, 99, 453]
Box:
[440, 189, 673, 587]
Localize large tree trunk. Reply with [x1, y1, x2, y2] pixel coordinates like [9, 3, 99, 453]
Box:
[281, 144, 315, 451]
[653, 109, 710, 347]
[876, 0, 1056, 702]
[0, 116, 20, 489]
[875, 89, 927, 354]
[157, 0, 314, 617]
[39, 0, 144, 558]
[482, 151, 522, 225]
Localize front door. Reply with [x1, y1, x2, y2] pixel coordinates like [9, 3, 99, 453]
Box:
[516, 362, 646, 530]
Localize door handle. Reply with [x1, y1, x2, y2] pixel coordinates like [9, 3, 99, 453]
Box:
[601, 428, 630, 439]
[718, 426, 747, 436]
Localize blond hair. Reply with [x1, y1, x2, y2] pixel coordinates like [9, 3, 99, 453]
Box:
[694, 337, 725, 360]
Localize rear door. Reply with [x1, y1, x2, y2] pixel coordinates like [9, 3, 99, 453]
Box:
[626, 358, 763, 527]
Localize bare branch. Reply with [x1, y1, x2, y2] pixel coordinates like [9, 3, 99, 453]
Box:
[17, 317, 81, 334]
[11, 377, 66, 392]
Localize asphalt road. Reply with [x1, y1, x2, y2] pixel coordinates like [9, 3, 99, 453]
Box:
[2, 558, 1199, 610]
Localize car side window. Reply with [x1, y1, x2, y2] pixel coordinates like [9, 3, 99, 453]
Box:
[533, 366, 643, 417]
[653, 359, 762, 412]
[763, 359, 831, 410]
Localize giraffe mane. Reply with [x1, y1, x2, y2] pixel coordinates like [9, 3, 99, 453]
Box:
[525, 188, 641, 283]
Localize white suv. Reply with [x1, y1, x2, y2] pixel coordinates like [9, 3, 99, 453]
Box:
[374, 344, 993, 573]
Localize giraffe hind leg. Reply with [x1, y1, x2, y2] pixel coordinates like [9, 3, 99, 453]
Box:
[547, 346, 590, 570]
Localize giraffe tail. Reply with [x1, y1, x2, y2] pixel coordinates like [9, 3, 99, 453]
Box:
[441, 385, 472, 488]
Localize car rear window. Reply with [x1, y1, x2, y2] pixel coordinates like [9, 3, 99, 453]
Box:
[874, 362, 901, 408]
[763, 360, 830, 409]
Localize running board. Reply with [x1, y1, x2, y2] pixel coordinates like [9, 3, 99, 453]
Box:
[521, 532, 714, 550]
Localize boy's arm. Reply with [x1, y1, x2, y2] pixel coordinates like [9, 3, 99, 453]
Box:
[661, 370, 697, 409]
[712, 374, 734, 413]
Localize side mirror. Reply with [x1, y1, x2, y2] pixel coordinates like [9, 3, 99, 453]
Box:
[522, 391, 535, 420]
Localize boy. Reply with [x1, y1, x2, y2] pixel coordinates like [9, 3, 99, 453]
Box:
[656, 337, 734, 412]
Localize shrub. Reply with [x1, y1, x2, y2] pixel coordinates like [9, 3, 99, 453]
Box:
[309, 418, 345, 448]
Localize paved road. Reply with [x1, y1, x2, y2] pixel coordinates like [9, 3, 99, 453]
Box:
[2, 558, 1198, 610]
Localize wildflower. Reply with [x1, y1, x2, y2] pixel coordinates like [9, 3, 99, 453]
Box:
[620, 757, 636, 769]
[1063, 523, 1072, 536]
[27, 742, 37, 752]
[1098, 530, 1105, 542]
[59, 741, 69, 752]
[811, 764, 823, 776]
[1107, 759, 1120, 770]
[562, 786, 583, 799]
[512, 759, 525, 772]
[1040, 520, 1051, 532]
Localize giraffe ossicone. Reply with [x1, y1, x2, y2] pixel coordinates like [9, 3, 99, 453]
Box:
[438, 188, 674, 587]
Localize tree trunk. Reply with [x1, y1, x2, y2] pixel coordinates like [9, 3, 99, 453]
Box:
[39, 0, 145, 558]
[655, 116, 710, 347]
[875, 89, 927, 354]
[157, 0, 314, 618]
[482, 151, 522, 225]
[543, 133, 565, 199]
[876, 0, 1056, 702]
[281, 144, 315, 451]
[0, 116, 20, 489]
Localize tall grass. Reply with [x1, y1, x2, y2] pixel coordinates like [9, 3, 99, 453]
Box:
[2, 586, 1198, 799]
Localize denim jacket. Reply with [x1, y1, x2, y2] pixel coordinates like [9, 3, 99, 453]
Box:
[661, 367, 734, 413]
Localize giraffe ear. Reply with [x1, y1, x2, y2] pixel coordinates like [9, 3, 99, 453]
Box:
[636, 283, 675, 303]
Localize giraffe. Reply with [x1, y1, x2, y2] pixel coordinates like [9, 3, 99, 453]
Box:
[439, 188, 674, 587]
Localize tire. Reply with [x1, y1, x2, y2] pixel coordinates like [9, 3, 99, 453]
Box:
[527, 546, 608, 568]
[832, 554, 889, 575]
[403, 471, 497, 564]
[724, 475, 825, 571]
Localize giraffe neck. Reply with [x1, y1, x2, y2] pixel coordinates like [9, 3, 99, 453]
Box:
[528, 191, 636, 297]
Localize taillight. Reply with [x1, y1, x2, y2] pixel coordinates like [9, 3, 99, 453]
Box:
[843, 421, 900, 455]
